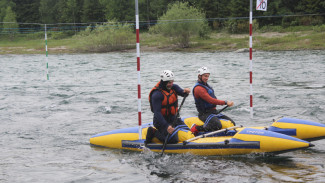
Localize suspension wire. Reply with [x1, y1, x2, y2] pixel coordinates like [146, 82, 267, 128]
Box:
[1, 13, 324, 34]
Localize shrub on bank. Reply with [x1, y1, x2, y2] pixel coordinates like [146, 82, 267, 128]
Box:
[75, 21, 133, 52]
[225, 19, 249, 34]
[149, 2, 210, 48]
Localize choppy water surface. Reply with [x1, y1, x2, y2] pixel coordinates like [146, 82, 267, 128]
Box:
[0, 51, 324, 182]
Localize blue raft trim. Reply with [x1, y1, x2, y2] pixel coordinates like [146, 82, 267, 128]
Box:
[122, 140, 260, 150]
[267, 126, 297, 136]
[277, 118, 325, 127]
[239, 128, 307, 143]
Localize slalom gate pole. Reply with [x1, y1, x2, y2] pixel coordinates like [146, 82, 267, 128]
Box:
[45, 24, 49, 80]
[249, 0, 253, 118]
[135, 0, 142, 139]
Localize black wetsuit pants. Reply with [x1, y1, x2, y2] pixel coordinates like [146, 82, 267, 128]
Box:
[197, 111, 236, 132]
[153, 117, 186, 144]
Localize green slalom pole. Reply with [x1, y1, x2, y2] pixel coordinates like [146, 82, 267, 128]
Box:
[45, 24, 49, 80]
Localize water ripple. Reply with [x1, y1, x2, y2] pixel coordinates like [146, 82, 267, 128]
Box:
[0, 51, 324, 182]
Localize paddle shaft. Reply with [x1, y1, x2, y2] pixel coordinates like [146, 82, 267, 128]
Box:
[161, 94, 188, 155]
[218, 105, 228, 114]
[183, 125, 243, 145]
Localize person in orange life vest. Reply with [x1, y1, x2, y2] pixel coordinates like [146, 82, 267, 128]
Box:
[146, 70, 190, 144]
[191, 67, 235, 134]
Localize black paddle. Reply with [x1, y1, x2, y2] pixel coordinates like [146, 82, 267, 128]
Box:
[217, 105, 228, 114]
[161, 93, 188, 155]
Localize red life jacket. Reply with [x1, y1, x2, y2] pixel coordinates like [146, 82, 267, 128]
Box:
[149, 81, 178, 117]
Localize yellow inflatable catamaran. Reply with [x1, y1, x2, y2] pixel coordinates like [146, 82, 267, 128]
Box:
[90, 117, 325, 156]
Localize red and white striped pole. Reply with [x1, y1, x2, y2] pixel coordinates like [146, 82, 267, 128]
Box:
[249, 0, 254, 118]
[45, 24, 49, 81]
[135, 0, 142, 139]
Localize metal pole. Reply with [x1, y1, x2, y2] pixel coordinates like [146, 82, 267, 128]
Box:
[135, 0, 142, 139]
[45, 24, 49, 80]
[249, 0, 253, 118]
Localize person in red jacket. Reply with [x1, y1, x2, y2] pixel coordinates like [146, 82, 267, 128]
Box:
[146, 70, 192, 145]
[191, 67, 235, 134]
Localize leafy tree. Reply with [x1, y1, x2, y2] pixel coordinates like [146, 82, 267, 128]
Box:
[228, 0, 249, 18]
[3, 6, 18, 39]
[56, 0, 70, 23]
[12, 0, 41, 31]
[0, 0, 15, 30]
[295, 0, 324, 13]
[100, 0, 135, 22]
[0, 0, 324, 35]
[222, 0, 249, 33]
[187, 0, 245, 19]
[294, 0, 325, 26]
[55, 0, 81, 32]
[81, 0, 105, 23]
[100, 0, 177, 29]
[144, 0, 173, 20]
[39, 0, 57, 23]
[188, 0, 231, 29]
[0, 0, 15, 20]
[151, 2, 209, 48]
[66, 0, 82, 31]
[66, 0, 81, 23]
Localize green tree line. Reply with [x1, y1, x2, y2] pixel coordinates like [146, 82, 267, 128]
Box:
[0, 0, 324, 32]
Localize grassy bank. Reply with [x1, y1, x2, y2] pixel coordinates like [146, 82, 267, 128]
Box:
[0, 25, 324, 54]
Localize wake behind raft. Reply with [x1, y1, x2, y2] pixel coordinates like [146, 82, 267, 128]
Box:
[89, 117, 325, 156]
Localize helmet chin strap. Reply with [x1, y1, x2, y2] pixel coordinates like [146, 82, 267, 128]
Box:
[198, 75, 203, 82]
[198, 75, 207, 85]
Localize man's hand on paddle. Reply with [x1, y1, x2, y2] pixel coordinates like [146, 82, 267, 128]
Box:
[167, 125, 175, 134]
[183, 88, 190, 94]
[226, 101, 234, 107]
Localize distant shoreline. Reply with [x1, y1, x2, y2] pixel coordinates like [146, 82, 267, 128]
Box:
[0, 30, 324, 54]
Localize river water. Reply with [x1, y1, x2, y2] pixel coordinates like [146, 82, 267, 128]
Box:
[0, 51, 324, 182]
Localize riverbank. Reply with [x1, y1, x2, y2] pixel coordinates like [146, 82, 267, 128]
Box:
[0, 28, 324, 54]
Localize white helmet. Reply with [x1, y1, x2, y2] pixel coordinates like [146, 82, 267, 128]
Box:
[197, 66, 210, 75]
[160, 70, 175, 81]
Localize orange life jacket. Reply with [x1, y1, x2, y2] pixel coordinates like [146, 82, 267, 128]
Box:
[149, 81, 178, 117]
